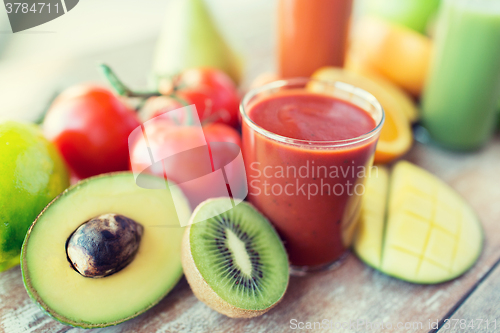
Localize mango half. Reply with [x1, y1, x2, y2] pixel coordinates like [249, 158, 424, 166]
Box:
[354, 161, 483, 284]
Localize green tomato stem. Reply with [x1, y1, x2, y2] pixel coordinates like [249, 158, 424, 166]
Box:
[170, 94, 196, 126]
[99, 64, 161, 99]
[100, 64, 197, 126]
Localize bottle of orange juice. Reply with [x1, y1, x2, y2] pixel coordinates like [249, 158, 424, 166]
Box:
[278, 0, 353, 78]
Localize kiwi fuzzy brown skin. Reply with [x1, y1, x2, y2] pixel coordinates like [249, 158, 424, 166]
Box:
[181, 200, 288, 318]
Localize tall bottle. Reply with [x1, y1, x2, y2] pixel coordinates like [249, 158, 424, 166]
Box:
[278, 0, 353, 78]
[421, 0, 500, 150]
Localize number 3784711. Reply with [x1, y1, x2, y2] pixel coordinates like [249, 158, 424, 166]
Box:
[442, 319, 496, 330]
[5, 2, 60, 14]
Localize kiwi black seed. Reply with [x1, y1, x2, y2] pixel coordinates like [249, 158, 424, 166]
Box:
[181, 199, 289, 318]
[212, 216, 264, 288]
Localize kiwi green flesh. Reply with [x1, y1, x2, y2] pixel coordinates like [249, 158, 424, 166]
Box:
[189, 200, 289, 311]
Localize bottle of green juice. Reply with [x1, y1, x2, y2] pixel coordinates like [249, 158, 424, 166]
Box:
[422, 0, 500, 150]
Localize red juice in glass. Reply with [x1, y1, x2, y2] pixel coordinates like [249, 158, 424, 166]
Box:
[241, 78, 384, 273]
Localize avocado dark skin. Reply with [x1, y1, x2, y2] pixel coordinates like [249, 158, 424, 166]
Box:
[66, 214, 143, 278]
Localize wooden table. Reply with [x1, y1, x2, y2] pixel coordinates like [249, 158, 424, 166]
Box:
[1, 140, 499, 333]
[1, 2, 500, 331]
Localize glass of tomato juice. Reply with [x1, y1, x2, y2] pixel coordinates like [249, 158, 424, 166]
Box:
[240, 78, 384, 274]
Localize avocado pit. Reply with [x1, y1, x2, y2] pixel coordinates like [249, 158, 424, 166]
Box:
[66, 213, 143, 278]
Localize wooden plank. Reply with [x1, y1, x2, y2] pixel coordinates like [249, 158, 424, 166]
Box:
[1, 137, 500, 333]
[435, 260, 500, 333]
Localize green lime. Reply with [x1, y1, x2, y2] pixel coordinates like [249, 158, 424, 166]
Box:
[0, 121, 69, 272]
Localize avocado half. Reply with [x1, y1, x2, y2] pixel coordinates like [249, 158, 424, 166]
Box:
[21, 172, 191, 328]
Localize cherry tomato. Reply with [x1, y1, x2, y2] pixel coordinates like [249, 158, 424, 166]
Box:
[129, 120, 243, 208]
[43, 85, 140, 179]
[139, 95, 186, 122]
[176, 87, 217, 121]
[203, 123, 242, 148]
[176, 68, 240, 127]
[140, 93, 210, 128]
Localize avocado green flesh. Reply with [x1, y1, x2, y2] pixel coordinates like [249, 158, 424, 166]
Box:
[189, 200, 289, 310]
[354, 162, 483, 284]
[0, 121, 69, 271]
[21, 173, 191, 328]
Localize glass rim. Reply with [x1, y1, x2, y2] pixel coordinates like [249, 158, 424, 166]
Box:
[240, 77, 386, 149]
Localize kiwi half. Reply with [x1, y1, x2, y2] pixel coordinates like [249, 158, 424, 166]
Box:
[182, 198, 289, 318]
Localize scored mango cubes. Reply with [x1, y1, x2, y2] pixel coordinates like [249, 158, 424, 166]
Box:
[354, 161, 483, 284]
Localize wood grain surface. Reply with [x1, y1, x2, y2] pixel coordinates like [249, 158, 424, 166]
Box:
[1, 136, 500, 333]
[435, 260, 500, 333]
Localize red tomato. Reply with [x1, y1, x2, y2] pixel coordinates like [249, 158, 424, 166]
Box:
[203, 123, 242, 148]
[176, 87, 216, 122]
[176, 68, 240, 127]
[43, 85, 140, 179]
[129, 120, 243, 208]
[139, 95, 186, 122]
